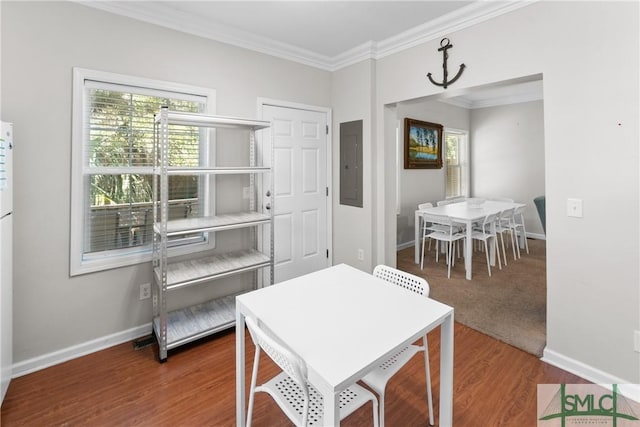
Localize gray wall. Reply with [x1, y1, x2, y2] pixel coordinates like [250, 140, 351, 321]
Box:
[471, 100, 546, 236]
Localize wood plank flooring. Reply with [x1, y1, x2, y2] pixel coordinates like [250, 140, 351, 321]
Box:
[1, 323, 587, 426]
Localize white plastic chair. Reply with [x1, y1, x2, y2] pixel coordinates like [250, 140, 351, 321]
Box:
[361, 265, 434, 427]
[418, 202, 440, 252]
[421, 213, 466, 278]
[509, 205, 529, 256]
[436, 197, 464, 206]
[471, 213, 502, 277]
[245, 316, 379, 427]
[495, 208, 518, 265]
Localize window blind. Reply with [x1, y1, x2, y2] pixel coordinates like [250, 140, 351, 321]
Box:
[82, 82, 206, 256]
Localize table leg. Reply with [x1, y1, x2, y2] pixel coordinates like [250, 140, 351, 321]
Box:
[236, 311, 246, 427]
[464, 220, 473, 280]
[439, 313, 454, 427]
[415, 212, 421, 264]
[323, 390, 340, 426]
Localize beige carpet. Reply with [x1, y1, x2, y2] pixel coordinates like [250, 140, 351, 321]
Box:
[397, 238, 546, 357]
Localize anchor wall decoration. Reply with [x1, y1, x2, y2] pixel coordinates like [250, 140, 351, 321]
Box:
[427, 38, 465, 89]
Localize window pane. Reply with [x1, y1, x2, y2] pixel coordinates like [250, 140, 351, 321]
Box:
[83, 88, 205, 256]
[445, 131, 468, 199]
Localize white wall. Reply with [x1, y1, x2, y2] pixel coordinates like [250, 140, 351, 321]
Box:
[331, 60, 375, 271]
[1, 2, 331, 366]
[471, 100, 545, 236]
[371, 1, 639, 382]
[395, 99, 470, 246]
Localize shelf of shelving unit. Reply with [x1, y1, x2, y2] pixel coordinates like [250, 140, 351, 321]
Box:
[153, 212, 271, 236]
[153, 110, 270, 130]
[154, 249, 271, 291]
[152, 106, 273, 362]
[153, 294, 237, 350]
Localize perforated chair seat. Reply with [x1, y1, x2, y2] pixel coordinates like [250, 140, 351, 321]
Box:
[258, 373, 378, 426]
[245, 316, 379, 427]
[361, 343, 424, 394]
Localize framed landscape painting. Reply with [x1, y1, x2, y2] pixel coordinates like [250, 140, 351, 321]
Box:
[404, 118, 443, 169]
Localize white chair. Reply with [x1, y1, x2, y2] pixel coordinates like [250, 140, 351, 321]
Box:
[245, 316, 379, 427]
[495, 208, 518, 265]
[361, 265, 434, 427]
[510, 205, 529, 256]
[418, 202, 442, 252]
[436, 197, 464, 206]
[471, 213, 502, 277]
[421, 214, 466, 278]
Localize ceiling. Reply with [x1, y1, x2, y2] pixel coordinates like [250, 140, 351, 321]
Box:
[81, 1, 532, 71]
[163, 1, 474, 58]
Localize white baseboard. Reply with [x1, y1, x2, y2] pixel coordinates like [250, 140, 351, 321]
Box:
[396, 240, 415, 251]
[527, 231, 545, 240]
[11, 323, 152, 378]
[542, 347, 636, 389]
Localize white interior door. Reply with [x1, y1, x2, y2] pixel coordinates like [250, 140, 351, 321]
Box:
[261, 104, 330, 283]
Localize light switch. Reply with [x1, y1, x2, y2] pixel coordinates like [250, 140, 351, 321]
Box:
[567, 198, 583, 218]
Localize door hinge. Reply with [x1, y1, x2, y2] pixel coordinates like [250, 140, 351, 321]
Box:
[326, 125, 329, 135]
[326, 187, 329, 196]
[326, 249, 329, 258]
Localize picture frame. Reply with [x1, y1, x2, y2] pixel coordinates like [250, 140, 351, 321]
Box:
[404, 118, 443, 169]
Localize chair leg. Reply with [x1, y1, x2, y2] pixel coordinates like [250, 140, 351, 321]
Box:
[423, 335, 434, 426]
[522, 227, 530, 254]
[421, 231, 427, 270]
[371, 394, 380, 427]
[483, 239, 491, 277]
[246, 347, 262, 427]
[499, 232, 508, 266]
[510, 229, 518, 260]
[494, 236, 502, 270]
[378, 387, 386, 427]
[446, 241, 453, 278]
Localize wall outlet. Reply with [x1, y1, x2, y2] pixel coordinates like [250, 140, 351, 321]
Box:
[357, 249, 364, 261]
[139, 283, 151, 300]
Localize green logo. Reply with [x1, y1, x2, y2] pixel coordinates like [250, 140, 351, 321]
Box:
[539, 384, 639, 426]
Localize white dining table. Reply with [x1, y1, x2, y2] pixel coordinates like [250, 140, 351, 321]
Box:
[414, 200, 526, 280]
[236, 263, 454, 427]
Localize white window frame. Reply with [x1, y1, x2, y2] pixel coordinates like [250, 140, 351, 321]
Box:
[444, 128, 470, 199]
[70, 68, 216, 276]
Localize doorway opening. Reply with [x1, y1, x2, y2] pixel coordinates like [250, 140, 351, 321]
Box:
[391, 75, 547, 356]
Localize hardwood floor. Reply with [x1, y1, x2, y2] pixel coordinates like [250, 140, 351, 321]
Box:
[1, 323, 587, 426]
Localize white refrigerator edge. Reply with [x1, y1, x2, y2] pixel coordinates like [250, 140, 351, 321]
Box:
[1, 121, 13, 403]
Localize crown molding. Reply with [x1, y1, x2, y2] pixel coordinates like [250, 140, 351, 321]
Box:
[76, 1, 536, 72]
[374, 1, 536, 61]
